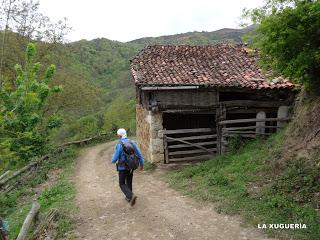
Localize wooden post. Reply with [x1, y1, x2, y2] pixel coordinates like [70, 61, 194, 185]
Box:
[216, 103, 226, 155]
[277, 106, 290, 129]
[221, 104, 227, 153]
[16, 201, 40, 240]
[216, 108, 221, 155]
[163, 130, 169, 164]
[256, 111, 266, 136]
[0, 171, 10, 181]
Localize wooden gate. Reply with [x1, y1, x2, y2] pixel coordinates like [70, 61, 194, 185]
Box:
[163, 128, 217, 163]
[163, 117, 291, 163]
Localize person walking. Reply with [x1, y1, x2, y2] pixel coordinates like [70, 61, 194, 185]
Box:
[111, 128, 144, 206]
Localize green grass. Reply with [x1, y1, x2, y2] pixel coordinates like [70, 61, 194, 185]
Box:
[166, 133, 320, 240]
[38, 148, 78, 239]
[144, 160, 157, 172]
[0, 147, 79, 239]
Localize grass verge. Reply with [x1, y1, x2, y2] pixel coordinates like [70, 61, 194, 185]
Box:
[165, 132, 320, 240]
[0, 147, 79, 239]
[144, 160, 157, 172]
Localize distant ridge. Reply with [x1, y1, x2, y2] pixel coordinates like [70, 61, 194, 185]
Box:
[127, 25, 255, 45]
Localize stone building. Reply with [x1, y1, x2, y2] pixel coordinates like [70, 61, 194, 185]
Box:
[130, 44, 296, 164]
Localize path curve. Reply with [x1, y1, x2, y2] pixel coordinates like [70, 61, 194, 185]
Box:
[74, 142, 272, 240]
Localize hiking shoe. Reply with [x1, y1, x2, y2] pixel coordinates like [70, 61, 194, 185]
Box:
[125, 197, 130, 202]
[130, 195, 137, 206]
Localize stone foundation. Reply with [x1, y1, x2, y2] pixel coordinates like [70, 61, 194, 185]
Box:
[136, 104, 164, 163]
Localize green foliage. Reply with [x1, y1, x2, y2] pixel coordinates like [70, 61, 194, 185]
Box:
[7, 204, 31, 239]
[130, 28, 252, 45]
[0, 147, 78, 239]
[227, 134, 247, 152]
[58, 115, 100, 141]
[144, 161, 157, 172]
[243, 0, 320, 93]
[0, 43, 62, 169]
[166, 133, 320, 240]
[103, 96, 136, 135]
[270, 158, 320, 208]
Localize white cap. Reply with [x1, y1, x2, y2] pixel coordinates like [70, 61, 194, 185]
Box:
[117, 128, 127, 138]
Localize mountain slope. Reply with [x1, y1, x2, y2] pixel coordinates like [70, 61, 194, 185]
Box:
[128, 27, 253, 45]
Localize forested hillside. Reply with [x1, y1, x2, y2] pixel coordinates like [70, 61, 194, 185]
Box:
[130, 26, 255, 45]
[0, 21, 249, 170]
[3, 27, 249, 140]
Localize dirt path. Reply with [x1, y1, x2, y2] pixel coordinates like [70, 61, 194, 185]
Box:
[74, 142, 272, 240]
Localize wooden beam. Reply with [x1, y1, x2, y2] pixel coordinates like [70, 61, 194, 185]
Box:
[222, 133, 259, 138]
[159, 104, 217, 110]
[222, 130, 272, 135]
[0, 162, 37, 188]
[169, 148, 217, 156]
[163, 110, 216, 114]
[0, 171, 10, 181]
[167, 134, 217, 142]
[166, 137, 215, 154]
[218, 117, 291, 125]
[221, 100, 289, 108]
[223, 126, 280, 131]
[168, 141, 217, 149]
[16, 201, 40, 240]
[169, 154, 214, 162]
[165, 128, 214, 134]
[227, 108, 276, 114]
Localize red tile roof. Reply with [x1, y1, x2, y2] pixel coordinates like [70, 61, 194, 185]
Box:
[130, 44, 295, 90]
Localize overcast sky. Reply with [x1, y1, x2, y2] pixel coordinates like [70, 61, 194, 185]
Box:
[38, 0, 264, 42]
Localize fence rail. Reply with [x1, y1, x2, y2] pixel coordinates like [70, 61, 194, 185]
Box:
[163, 117, 292, 163]
[218, 117, 291, 125]
[164, 128, 217, 163]
[217, 117, 291, 153]
[0, 132, 112, 193]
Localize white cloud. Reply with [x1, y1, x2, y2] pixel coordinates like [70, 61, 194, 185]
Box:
[38, 0, 264, 42]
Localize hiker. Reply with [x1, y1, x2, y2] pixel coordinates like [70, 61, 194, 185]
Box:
[111, 128, 144, 206]
[0, 218, 8, 240]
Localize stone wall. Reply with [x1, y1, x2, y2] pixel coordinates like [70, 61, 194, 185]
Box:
[136, 104, 164, 163]
[149, 111, 164, 163]
[136, 104, 151, 160]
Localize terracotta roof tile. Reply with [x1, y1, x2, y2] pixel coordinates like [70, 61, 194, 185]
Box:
[130, 44, 295, 90]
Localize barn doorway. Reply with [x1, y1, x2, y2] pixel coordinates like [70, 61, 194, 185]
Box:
[162, 112, 217, 163]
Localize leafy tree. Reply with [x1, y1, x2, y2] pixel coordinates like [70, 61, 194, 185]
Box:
[0, 43, 62, 170]
[243, 0, 320, 94]
[0, 0, 71, 87]
[104, 97, 136, 135]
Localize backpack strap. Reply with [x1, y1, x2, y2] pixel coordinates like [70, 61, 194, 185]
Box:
[118, 140, 130, 170]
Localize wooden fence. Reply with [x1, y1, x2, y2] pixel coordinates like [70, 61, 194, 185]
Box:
[217, 117, 291, 153]
[163, 128, 217, 163]
[0, 132, 112, 193]
[162, 117, 291, 163]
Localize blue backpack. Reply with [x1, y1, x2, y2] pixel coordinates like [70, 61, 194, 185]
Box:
[119, 140, 140, 171]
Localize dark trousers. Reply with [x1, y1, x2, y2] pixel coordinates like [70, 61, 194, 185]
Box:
[118, 170, 133, 200]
